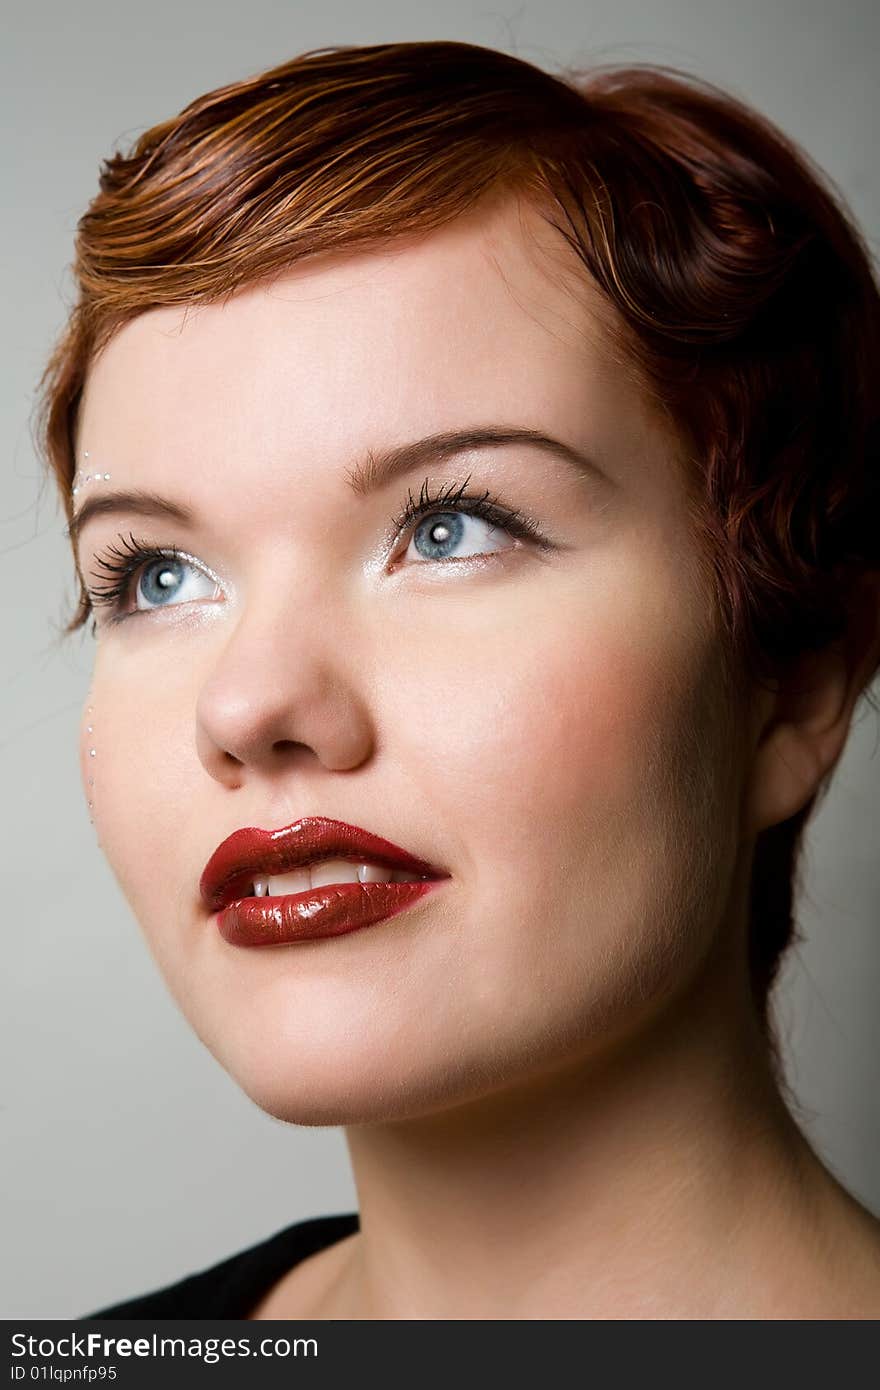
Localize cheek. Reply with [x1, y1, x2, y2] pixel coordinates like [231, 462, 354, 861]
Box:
[383, 565, 728, 1006]
[80, 662, 192, 918]
[391, 577, 696, 873]
[365, 623, 704, 1079]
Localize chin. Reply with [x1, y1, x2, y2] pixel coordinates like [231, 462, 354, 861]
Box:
[219, 1054, 472, 1127]
[195, 1004, 628, 1130]
[169, 904, 719, 1129]
[189, 1003, 507, 1126]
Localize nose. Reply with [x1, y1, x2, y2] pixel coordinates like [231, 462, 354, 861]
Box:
[194, 582, 374, 786]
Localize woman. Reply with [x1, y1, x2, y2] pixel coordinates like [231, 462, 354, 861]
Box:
[39, 40, 880, 1319]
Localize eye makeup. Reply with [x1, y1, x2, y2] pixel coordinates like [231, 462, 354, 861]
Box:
[389, 474, 550, 549]
[82, 474, 556, 626]
[86, 534, 226, 624]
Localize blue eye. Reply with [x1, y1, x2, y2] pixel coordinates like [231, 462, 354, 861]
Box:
[405, 509, 514, 562]
[133, 555, 221, 610]
[88, 533, 223, 624]
[391, 476, 549, 564]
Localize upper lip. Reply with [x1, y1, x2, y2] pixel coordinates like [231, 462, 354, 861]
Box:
[200, 815, 450, 912]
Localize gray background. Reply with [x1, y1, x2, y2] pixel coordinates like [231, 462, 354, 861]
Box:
[3, 0, 878, 1319]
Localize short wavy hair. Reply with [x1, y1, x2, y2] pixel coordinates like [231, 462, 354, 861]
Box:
[36, 40, 880, 1046]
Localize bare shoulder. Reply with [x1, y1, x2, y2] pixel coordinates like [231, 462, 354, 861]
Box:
[832, 1198, 880, 1316]
[248, 1232, 360, 1320]
[788, 1175, 880, 1318]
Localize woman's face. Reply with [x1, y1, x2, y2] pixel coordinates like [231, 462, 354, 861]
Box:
[74, 195, 747, 1124]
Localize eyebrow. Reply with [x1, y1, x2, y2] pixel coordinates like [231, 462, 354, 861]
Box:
[66, 491, 194, 546]
[343, 427, 605, 497]
[66, 426, 606, 545]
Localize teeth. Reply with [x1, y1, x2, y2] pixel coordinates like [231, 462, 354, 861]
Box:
[251, 860, 422, 897]
[311, 858, 363, 889]
[257, 868, 310, 897]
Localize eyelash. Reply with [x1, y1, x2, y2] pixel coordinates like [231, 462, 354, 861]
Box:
[85, 476, 550, 626]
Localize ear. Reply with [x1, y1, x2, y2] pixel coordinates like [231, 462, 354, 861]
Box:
[743, 572, 880, 837]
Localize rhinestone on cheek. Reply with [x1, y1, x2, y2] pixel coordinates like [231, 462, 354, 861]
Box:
[85, 700, 99, 839]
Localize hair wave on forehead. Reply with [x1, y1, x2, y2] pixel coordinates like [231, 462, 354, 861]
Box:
[35, 39, 880, 1049]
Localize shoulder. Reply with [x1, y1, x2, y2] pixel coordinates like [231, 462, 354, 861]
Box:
[80, 1211, 360, 1320]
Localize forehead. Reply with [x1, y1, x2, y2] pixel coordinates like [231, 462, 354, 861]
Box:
[78, 194, 672, 499]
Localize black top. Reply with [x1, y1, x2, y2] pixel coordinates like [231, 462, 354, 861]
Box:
[82, 1212, 360, 1319]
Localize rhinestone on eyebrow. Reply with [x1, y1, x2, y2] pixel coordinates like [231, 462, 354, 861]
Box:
[72, 453, 111, 496]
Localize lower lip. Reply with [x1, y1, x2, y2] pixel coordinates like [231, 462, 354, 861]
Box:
[215, 878, 444, 947]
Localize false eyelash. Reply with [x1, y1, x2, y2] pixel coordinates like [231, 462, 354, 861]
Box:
[388, 474, 548, 547]
[87, 532, 195, 612]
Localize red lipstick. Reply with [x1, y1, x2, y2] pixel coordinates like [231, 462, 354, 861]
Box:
[200, 816, 450, 947]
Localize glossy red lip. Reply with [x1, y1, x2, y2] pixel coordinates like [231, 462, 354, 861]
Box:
[214, 878, 446, 948]
[200, 815, 449, 914]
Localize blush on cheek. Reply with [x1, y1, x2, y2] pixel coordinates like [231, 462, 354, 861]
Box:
[529, 644, 663, 808]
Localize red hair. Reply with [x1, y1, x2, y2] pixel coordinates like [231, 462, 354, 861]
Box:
[36, 40, 880, 1043]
